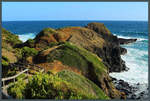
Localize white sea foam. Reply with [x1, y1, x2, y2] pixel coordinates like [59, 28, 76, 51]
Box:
[110, 46, 148, 84]
[18, 33, 36, 42]
[113, 34, 148, 42]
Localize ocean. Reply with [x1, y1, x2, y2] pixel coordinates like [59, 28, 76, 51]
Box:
[2, 21, 148, 92]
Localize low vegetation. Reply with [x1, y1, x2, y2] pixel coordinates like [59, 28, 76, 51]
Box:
[8, 70, 109, 99]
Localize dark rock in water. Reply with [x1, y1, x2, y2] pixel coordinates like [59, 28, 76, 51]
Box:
[118, 38, 137, 45]
[111, 77, 148, 100]
[120, 47, 127, 55]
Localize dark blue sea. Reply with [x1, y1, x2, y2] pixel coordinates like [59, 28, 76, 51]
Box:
[2, 21, 148, 93]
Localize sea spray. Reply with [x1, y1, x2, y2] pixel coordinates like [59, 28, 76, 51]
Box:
[18, 33, 36, 42]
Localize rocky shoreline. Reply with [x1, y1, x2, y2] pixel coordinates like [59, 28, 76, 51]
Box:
[111, 77, 148, 99]
[2, 22, 146, 99]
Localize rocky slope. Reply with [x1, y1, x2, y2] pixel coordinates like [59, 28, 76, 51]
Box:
[2, 28, 22, 64]
[2, 28, 23, 77]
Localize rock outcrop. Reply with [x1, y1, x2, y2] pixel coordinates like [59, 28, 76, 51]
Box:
[118, 38, 137, 45]
[85, 22, 128, 72]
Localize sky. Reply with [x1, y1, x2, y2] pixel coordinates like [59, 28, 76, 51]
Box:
[2, 2, 148, 21]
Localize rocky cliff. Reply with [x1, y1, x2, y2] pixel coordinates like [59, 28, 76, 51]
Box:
[30, 24, 128, 72]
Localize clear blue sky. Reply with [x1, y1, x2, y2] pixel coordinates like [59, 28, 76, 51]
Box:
[2, 2, 148, 21]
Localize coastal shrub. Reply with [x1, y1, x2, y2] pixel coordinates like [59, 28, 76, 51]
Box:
[25, 39, 35, 48]
[4, 66, 19, 77]
[14, 48, 22, 60]
[16, 73, 26, 80]
[48, 42, 58, 47]
[37, 28, 57, 38]
[47, 70, 54, 75]
[2, 28, 22, 47]
[43, 28, 56, 34]
[2, 56, 10, 66]
[21, 46, 38, 58]
[24, 72, 83, 99]
[8, 71, 109, 99]
[8, 79, 26, 99]
[2, 56, 9, 62]
[2, 59, 9, 67]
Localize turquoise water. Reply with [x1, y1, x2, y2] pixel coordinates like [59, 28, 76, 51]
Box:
[2, 21, 148, 85]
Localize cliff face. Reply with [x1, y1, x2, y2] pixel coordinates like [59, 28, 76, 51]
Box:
[85, 22, 128, 72]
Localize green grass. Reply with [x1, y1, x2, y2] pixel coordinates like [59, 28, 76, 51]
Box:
[57, 70, 109, 99]
[46, 45, 89, 72]
[45, 42, 107, 75]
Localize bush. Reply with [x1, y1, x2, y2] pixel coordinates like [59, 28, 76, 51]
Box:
[2, 56, 9, 62]
[37, 28, 57, 38]
[8, 79, 26, 99]
[2, 59, 9, 67]
[24, 72, 81, 99]
[48, 42, 58, 48]
[14, 48, 22, 59]
[8, 71, 109, 99]
[21, 46, 38, 58]
[2, 28, 22, 47]
[2, 56, 9, 66]
[16, 73, 26, 80]
[25, 39, 35, 48]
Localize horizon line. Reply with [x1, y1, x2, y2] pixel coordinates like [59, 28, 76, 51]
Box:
[2, 19, 148, 22]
